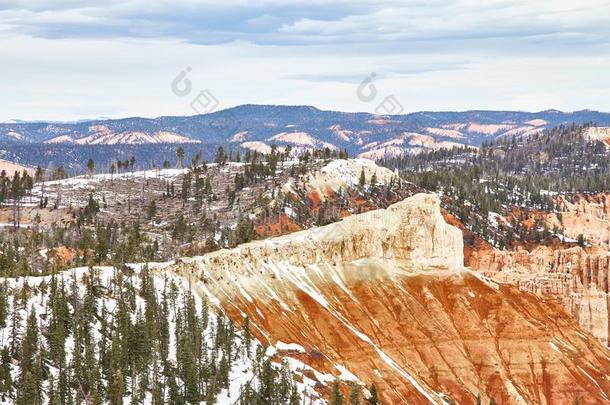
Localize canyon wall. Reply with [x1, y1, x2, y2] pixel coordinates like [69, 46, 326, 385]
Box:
[167, 194, 610, 404]
[469, 245, 610, 347]
[545, 193, 610, 247]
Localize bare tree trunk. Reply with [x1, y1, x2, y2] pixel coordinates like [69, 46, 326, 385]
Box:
[12, 198, 16, 229]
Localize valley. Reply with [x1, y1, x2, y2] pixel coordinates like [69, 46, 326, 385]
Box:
[0, 114, 608, 404]
[3, 0, 610, 403]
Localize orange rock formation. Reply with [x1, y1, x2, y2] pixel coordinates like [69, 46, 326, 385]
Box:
[469, 244, 609, 348]
[168, 194, 610, 404]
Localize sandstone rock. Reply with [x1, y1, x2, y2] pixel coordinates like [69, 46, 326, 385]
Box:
[165, 194, 610, 404]
[544, 193, 610, 247]
[469, 245, 610, 347]
[198, 193, 463, 275]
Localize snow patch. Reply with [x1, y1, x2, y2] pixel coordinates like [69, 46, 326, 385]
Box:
[276, 341, 306, 353]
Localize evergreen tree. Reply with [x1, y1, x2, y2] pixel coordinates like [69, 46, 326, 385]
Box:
[19, 309, 39, 378]
[349, 383, 361, 405]
[176, 147, 185, 169]
[108, 368, 125, 405]
[0, 282, 8, 329]
[0, 348, 12, 395]
[330, 379, 344, 405]
[86, 159, 95, 177]
[368, 383, 379, 404]
[16, 371, 39, 405]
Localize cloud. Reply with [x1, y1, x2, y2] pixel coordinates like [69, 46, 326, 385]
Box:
[284, 61, 469, 83]
[0, 1, 372, 43]
[0, 0, 608, 55]
[284, 73, 376, 83]
[1, 1, 610, 120]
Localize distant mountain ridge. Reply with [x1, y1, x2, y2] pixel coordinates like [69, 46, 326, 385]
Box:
[2, 105, 610, 172]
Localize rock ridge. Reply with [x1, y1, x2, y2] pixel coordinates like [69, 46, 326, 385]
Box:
[199, 193, 463, 276]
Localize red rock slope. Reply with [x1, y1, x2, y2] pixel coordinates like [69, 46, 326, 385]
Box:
[169, 194, 610, 404]
[469, 244, 610, 348]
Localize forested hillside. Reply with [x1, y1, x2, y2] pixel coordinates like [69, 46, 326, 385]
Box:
[4, 106, 610, 173]
[380, 124, 610, 248]
[0, 264, 319, 405]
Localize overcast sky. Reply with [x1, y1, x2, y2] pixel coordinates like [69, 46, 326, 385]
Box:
[1, 0, 610, 121]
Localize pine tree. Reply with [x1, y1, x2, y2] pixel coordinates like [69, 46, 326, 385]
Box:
[176, 147, 185, 169]
[0, 282, 8, 329]
[107, 368, 125, 405]
[152, 377, 164, 405]
[349, 383, 361, 405]
[87, 159, 95, 177]
[19, 309, 39, 377]
[0, 348, 12, 395]
[241, 316, 252, 358]
[330, 379, 344, 405]
[166, 365, 183, 405]
[577, 233, 585, 247]
[289, 383, 300, 405]
[16, 371, 39, 405]
[47, 376, 60, 405]
[368, 383, 379, 404]
[359, 168, 366, 187]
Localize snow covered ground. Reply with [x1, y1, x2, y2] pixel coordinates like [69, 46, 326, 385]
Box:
[0, 262, 326, 404]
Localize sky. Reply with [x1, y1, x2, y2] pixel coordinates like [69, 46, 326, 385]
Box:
[1, 0, 610, 121]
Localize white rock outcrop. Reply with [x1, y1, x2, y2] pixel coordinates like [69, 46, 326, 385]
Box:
[186, 193, 463, 279]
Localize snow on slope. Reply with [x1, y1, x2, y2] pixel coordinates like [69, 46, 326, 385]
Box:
[241, 137, 337, 156]
[269, 132, 337, 150]
[45, 134, 74, 144]
[525, 119, 548, 126]
[0, 263, 324, 404]
[328, 124, 354, 142]
[0, 159, 35, 176]
[45, 125, 199, 145]
[283, 158, 398, 199]
[230, 131, 249, 142]
[39, 167, 187, 187]
[584, 127, 610, 144]
[358, 146, 406, 160]
[424, 127, 465, 139]
[31, 167, 189, 208]
[240, 141, 272, 154]
[466, 123, 514, 135]
[5, 131, 24, 140]
[270, 132, 317, 146]
[440, 122, 547, 139]
[358, 132, 466, 159]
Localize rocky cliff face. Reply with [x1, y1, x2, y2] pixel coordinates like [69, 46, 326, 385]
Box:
[469, 244, 610, 347]
[167, 194, 610, 404]
[197, 194, 463, 273]
[544, 193, 610, 247]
